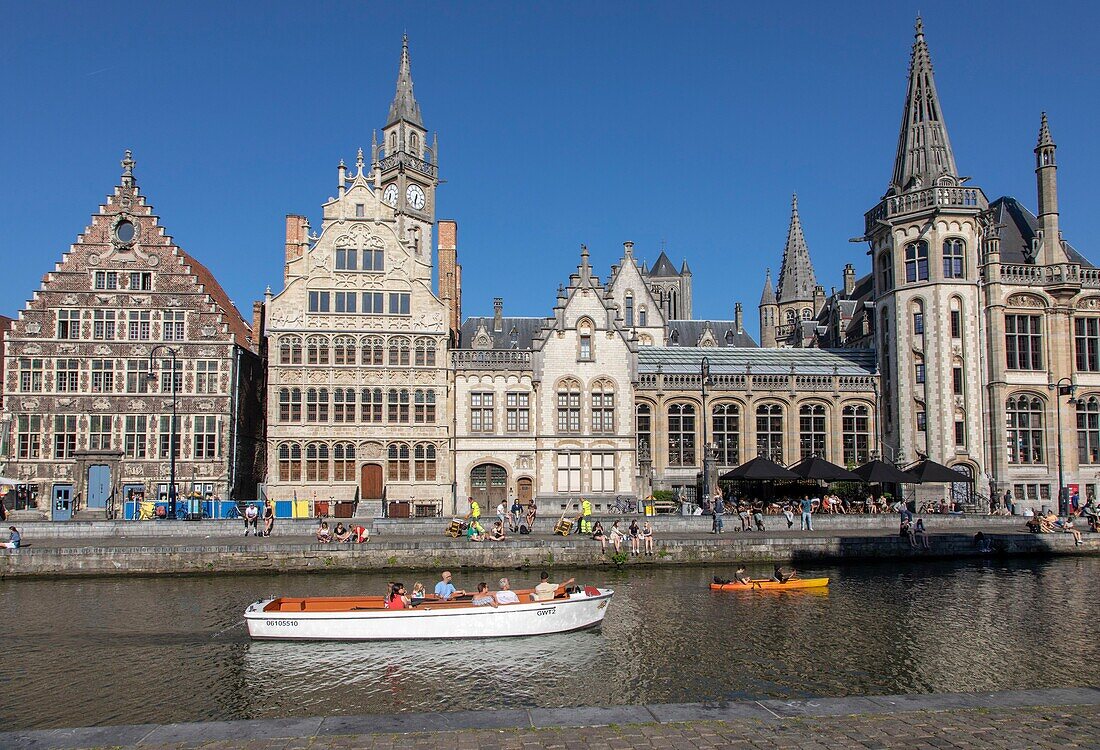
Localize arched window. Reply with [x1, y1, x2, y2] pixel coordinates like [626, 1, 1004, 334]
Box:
[842, 404, 870, 465]
[279, 335, 302, 365]
[363, 336, 384, 366]
[786, 310, 796, 324]
[591, 379, 615, 432]
[1077, 396, 1100, 464]
[668, 403, 696, 467]
[389, 337, 410, 366]
[943, 238, 965, 279]
[639, 306, 648, 327]
[912, 301, 925, 336]
[278, 442, 302, 482]
[712, 403, 740, 466]
[1006, 395, 1044, 464]
[904, 241, 929, 282]
[333, 388, 355, 422]
[305, 442, 329, 481]
[799, 403, 827, 459]
[801, 308, 812, 320]
[387, 443, 410, 481]
[725, 329, 735, 345]
[556, 378, 581, 432]
[639, 334, 653, 346]
[361, 387, 382, 423]
[410, 132, 419, 152]
[756, 403, 784, 462]
[636, 402, 652, 459]
[306, 336, 330, 365]
[332, 336, 356, 365]
[333, 442, 355, 482]
[414, 443, 437, 481]
[577, 319, 594, 361]
[414, 338, 436, 366]
[625, 293, 634, 327]
[880, 251, 894, 292]
[669, 328, 679, 345]
[389, 131, 396, 150]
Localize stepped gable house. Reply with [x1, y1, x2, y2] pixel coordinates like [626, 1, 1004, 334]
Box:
[2, 152, 263, 518]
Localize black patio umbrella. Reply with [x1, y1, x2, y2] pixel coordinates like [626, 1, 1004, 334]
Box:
[719, 456, 800, 481]
[905, 459, 972, 484]
[787, 455, 862, 482]
[851, 459, 919, 484]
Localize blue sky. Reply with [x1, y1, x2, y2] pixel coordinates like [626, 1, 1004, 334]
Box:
[2, 1, 1098, 339]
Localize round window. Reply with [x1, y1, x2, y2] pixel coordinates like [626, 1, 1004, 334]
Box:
[115, 219, 136, 243]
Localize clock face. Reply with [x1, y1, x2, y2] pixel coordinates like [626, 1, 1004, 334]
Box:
[406, 184, 426, 211]
[382, 184, 398, 207]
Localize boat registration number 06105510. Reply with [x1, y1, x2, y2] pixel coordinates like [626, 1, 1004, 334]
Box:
[536, 608, 556, 617]
[265, 620, 299, 627]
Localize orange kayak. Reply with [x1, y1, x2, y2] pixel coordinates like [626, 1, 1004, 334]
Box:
[710, 577, 830, 591]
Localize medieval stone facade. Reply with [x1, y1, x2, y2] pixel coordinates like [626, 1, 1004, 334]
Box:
[2, 153, 263, 517]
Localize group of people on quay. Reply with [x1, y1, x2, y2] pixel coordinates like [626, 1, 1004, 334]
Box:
[380, 569, 575, 609]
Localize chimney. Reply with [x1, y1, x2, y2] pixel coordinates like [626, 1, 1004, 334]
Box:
[843, 263, 856, 297]
[284, 215, 309, 282]
[437, 220, 461, 344]
[493, 298, 503, 332]
[251, 300, 266, 356]
[734, 302, 743, 334]
[812, 284, 826, 315]
[623, 240, 634, 258]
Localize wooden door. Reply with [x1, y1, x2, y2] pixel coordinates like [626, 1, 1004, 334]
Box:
[361, 463, 383, 499]
[517, 477, 533, 506]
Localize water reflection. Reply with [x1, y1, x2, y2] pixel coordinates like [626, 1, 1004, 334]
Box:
[1, 558, 1097, 730]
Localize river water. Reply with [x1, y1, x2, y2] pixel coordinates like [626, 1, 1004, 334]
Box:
[2, 557, 1097, 730]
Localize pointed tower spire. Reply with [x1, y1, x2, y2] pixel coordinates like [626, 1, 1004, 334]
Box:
[889, 17, 958, 194]
[760, 268, 776, 305]
[1037, 111, 1054, 149]
[776, 193, 818, 303]
[1035, 111, 1065, 263]
[387, 34, 424, 128]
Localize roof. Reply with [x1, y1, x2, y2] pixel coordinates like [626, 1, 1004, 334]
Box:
[639, 346, 877, 376]
[176, 249, 253, 348]
[760, 268, 776, 305]
[667, 320, 757, 348]
[647, 251, 680, 277]
[386, 35, 424, 128]
[889, 18, 958, 194]
[776, 194, 818, 303]
[458, 316, 546, 350]
[988, 196, 1092, 267]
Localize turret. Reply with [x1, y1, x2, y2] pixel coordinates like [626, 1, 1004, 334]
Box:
[1035, 112, 1066, 264]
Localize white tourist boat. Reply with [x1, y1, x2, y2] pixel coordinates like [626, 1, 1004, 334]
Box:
[243, 586, 614, 641]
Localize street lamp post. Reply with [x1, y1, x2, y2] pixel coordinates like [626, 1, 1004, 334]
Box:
[700, 356, 713, 507]
[148, 345, 179, 517]
[1049, 377, 1078, 517]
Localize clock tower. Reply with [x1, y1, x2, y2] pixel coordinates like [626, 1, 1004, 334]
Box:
[374, 34, 438, 267]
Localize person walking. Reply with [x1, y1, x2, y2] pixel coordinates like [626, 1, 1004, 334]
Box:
[577, 497, 593, 535]
[800, 496, 814, 531]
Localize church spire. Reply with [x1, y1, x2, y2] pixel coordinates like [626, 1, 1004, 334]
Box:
[760, 268, 776, 305]
[889, 17, 958, 194]
[387, 34, 424, 128]
[776, 194, 817, 304]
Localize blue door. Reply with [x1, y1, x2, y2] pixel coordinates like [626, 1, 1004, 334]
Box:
[52, 485, 73, 522]
[87, 465, 111, 510]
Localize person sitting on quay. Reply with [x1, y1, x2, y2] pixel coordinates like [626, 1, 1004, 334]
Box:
[332, 522, 351, 543]
[782, 504, 795, 529]
[526, 500, 538, 527]
[315, 521, 332, 544]
[772, 564, 796, 583]
[3, 526, 21, 550]
[262, 500, 275, 537]
[496, 500, 509, 531]
[1057, 516, 1083, 546]
[752, 502, 766, 531]
[914, 518, 931, 550]
[973, 531, 994, 553]
[434, 570, 466, 601]
[641, 521, 655, 555]
[510, 498, 523, 532]
[900, 517, 916, 548]
[495, 577, 520, 605]
[591, 520, 607, 549]
[738, 503, 751, 532]
[471, 582, 498, 608]
[350, 524, 370, 543]
[608, 520, 626, 553]
[466, 519, 487, 542]
[488, 520, 507, 542]
[628, 519, 641, 555]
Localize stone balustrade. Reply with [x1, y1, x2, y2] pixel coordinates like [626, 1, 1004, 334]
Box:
[452, 349, 532, 369]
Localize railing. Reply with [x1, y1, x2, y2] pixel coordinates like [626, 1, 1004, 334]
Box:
[997, 262, 1099, 288]
[865, 186, 984, 234]
[376, 150, 437, 178]
[636, 371, 875, 393]
[452, 349, 532, 369]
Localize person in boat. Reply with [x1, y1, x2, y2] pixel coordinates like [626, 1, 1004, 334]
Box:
[591, 520, 607, 549]
[772, 564, 796, 583]
[641, 521, 654, 555]
[386, 583, 410, 609]
[262, 500, 275, 537]
[495, 577, 519, 605]
[734, 565, 751, 584]
[471, 582, 498, 608]
[434, 570, 466, 601]
[488, 520, 507, 541]
[608, 520, 626, 553]
[628, 519, 641, 555]
[410, 582, 425, 600]
[533, 571, 575, 601]
[315, 521, 332, 544]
